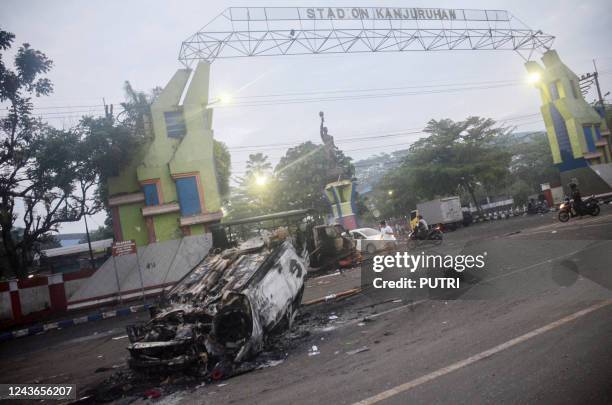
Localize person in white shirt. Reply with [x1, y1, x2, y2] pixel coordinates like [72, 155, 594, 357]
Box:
[379, 220, 395, 240]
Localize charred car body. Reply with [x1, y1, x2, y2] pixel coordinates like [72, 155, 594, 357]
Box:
[126, 211, 313, 379]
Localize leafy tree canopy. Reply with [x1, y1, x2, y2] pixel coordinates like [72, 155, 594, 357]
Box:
[404, 117, 512, 211]
[368, 118, 560, 219]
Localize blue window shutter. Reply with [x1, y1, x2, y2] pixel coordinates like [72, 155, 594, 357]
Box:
[176, 177, 201, 216]
[549, 104, 587, 171]
[594, 125, 602, 140]
[548, 82, 559, 100]
[583, 126, 596, 153]
[143, 183, 159, 206]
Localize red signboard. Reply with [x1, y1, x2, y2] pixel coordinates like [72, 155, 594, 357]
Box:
[112, 240, 137, 257]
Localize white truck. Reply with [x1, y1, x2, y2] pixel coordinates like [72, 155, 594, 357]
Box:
[415, 196, 464, 229]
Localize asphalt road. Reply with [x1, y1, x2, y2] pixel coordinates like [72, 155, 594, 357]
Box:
[1, 206, 611, 404]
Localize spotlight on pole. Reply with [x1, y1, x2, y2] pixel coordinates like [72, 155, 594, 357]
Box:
[527, 72, 541, 85]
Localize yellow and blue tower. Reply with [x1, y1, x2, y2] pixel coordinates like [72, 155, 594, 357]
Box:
[525, 50, 612, 194]
[324, 180, 358, 230]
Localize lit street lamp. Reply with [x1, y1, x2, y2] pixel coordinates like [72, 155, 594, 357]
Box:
[255, 174, 268, 186]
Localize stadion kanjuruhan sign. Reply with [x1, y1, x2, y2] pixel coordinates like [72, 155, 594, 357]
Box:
[299, 7, 509, 22]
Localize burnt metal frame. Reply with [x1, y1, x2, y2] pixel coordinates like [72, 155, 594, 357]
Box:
[178, 7, 555, 66]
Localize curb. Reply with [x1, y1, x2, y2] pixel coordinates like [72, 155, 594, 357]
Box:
[0, 303, 153, 343]
[1, 285, 364, 342]
[0, 284, 365, 342]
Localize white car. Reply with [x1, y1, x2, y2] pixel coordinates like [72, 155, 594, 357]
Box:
[349, 227, 396, 254]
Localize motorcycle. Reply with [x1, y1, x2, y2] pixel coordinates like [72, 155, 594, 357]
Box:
[407, 224, 443, 247]
[527, 200, 549, 214]
[558, 196, 600, 222]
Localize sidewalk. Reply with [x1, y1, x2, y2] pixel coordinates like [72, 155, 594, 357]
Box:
[0, 266, 363, 342]
[303, 267, 361, 303]
[0, 302, 153, 342]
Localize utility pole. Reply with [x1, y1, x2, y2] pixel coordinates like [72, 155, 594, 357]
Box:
[103, 97, 113, 120]
[592, 59, 605, 110]
[83, 214, 96, 270]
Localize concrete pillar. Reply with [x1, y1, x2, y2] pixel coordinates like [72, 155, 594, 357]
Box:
[47, 273, 67, 312]
[9, 280, 21, 321]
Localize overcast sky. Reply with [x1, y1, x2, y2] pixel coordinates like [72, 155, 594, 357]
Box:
[2, 0, 611, 233]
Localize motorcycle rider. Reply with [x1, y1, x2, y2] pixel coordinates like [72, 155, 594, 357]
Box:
[416, 215, 429, 240]
[569, 182, 582, 217]
[527, 198, 536, 213]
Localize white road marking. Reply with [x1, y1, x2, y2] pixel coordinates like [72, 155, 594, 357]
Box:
[365, 299, 428, 321]
[353, 299, 612, 405]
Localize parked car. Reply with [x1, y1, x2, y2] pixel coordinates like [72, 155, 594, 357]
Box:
[349, 227, 395, 254]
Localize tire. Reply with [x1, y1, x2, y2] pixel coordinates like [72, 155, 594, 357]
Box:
[366, 243, 376, 255]
[590, 205, 600, 216]
[430, 231, 443, 245]
[558, 211, 570, 222]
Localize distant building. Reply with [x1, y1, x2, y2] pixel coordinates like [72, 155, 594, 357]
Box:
[107, 62, 223, 245]
[39, 239, 113, 273]
[55, 233, 86, 247]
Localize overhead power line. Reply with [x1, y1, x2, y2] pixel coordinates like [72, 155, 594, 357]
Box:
[228, 79, 523, 99]
[215, 83, 522, 108]
[3, 70, 609, 118]
[228, 117, 545, 165]
[225, 113, 541, 152]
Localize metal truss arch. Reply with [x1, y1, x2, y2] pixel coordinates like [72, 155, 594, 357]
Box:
[179, 6, 555, 66]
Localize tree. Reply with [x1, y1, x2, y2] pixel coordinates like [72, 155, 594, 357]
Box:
[79, 225, 113, 243]
[507, 133, 560, 193]
[405, 117, 512, 212]
[85, 81, 158, 239]
[0, 30, 145, 277]
[213, 140, 231, 198]
[78, 114, 147, 218]
[225, 153, 275, 219]
[369, 164, 421, 220]
[0, 29, 102, 276]
[226, 140, 357, 220]
[117, 81, 161, 135]
[274, 141, 354, 214]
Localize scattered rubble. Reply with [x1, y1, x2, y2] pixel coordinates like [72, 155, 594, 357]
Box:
[308, 345, 320, 356]
[346, 346, 369, 355]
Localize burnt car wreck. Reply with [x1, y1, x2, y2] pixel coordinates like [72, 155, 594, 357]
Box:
[126, 211, 312, 380]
